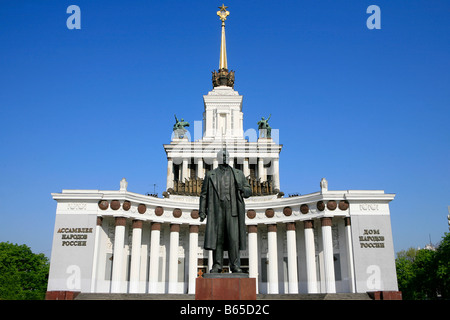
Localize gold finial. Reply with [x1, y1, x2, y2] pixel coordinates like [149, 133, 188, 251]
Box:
[217, 4, 230, 24]
[217, 4, 229, 70]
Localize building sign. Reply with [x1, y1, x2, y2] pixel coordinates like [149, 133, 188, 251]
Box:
[359, 229, 385, 248]
[57, 227, 93, 247]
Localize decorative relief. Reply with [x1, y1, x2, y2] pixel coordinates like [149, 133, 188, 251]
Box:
[67, 203, 87, 210]
[98, 200, 109, 210]
[327, 200, 337, 211]
[123, 200, 131, 211]
[138, 204, 147, 214]
[317, 201, 325, 212]
[300, 204, 309, 214]
[111, 200, 121, 210]
[155, 206, 164, 216]
[190, 209, 199, 219]
[359, 203, 379, 211]
[265, 208, 274, 218]
[339, 200, 349, 211]
[283, 207, 292, 217]
[173, 208, 182, 218]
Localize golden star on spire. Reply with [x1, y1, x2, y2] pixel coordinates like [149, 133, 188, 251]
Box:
[217, 4, 230, 22]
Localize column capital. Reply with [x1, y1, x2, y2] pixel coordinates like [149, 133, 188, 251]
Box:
[151, 222, 161, 231]
[304, 220, 314, 229]
[321, 217, 332, 227]
[267, 224, 277, 232]
[132, 220, 143, 229]
[189, 225, 199, 233]
[170, 224, 181, 232]
[115, 217, 127, 226]
[344, 217, 351, 226]
[286, 222, 296, 231]
[248, 225, 258, 233]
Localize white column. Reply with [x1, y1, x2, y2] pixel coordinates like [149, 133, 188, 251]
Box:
[321, 217, 336, 293]
[344, 217, 356, 293]
[272, 158, 280, 191]
[182, 158, 189, 181]
[148, 222, 161, 293]
[258, 158, 265, 181]
[267, 224, 279, 294]
[213, 158, 218, 169]
[167, 158, 174, 190]
[226, 110, 232, 136]
[248, 225, 259, 293]
[168, 224, 180, 293]
[90, 216, 103, 293]
[111, 217, 126, 293]
[129, 220, 143, 293]
[188, 225, 199, 294]
[243, 158, 250, 178]
[197, 158, 204, 179]
[304, 220, 318, 293]
[286, 222, 299, 294]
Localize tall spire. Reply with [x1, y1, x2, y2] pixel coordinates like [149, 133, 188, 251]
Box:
[217, 4, 229, 70]
[212, 4, 235, 88]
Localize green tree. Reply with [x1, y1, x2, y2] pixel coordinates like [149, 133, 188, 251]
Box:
[410, 248, 436, 299]
[435, 232, 450, 298]
[396, 232, 450, 300]
[395, 248, 416, 299]
[0, 242, 49, 300]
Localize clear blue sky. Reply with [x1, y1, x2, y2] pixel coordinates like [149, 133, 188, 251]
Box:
[0, 0, 449, 257]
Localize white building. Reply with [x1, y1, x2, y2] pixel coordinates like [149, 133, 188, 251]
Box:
[47, 6, 399, 297]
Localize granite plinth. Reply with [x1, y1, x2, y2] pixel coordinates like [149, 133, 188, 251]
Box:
[195, 275, 256, 300]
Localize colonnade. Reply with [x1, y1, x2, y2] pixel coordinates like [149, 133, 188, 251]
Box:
[166, 157, 280, 192]
[95, 215, 355, 294]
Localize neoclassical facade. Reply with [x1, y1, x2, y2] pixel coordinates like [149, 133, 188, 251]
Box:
[47, 5, 399, 297]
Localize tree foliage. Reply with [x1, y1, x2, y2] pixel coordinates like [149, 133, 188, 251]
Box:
[396, 232, 450, 300]
[0, 242, 49, 300]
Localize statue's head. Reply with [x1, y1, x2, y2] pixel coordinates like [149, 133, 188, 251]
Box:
[181, 118, 184, 121]
[217, 149, 230, 164]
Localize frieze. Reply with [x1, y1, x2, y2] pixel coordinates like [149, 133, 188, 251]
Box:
[359, 203, 379, 211]
[67, 203, 87, 210]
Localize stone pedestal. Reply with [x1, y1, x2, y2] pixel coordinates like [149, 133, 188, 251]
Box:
[45, 291, 80, 300]
[195, 274, 256, 300]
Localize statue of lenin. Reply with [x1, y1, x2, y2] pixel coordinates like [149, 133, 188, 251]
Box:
[199, 149, 252, 273]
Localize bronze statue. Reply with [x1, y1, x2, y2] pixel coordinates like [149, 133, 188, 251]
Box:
[257, 114, 272, 138]
[199, 149, 252, 273]
[173, 115, 190, 138]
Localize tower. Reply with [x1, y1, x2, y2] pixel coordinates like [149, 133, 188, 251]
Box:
[164, 5, 282, 197]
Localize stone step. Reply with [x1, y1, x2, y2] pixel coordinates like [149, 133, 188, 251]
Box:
[75, 292, 372, 300]
[257, 293, 372, 300]
[75, 293, 195, 300]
